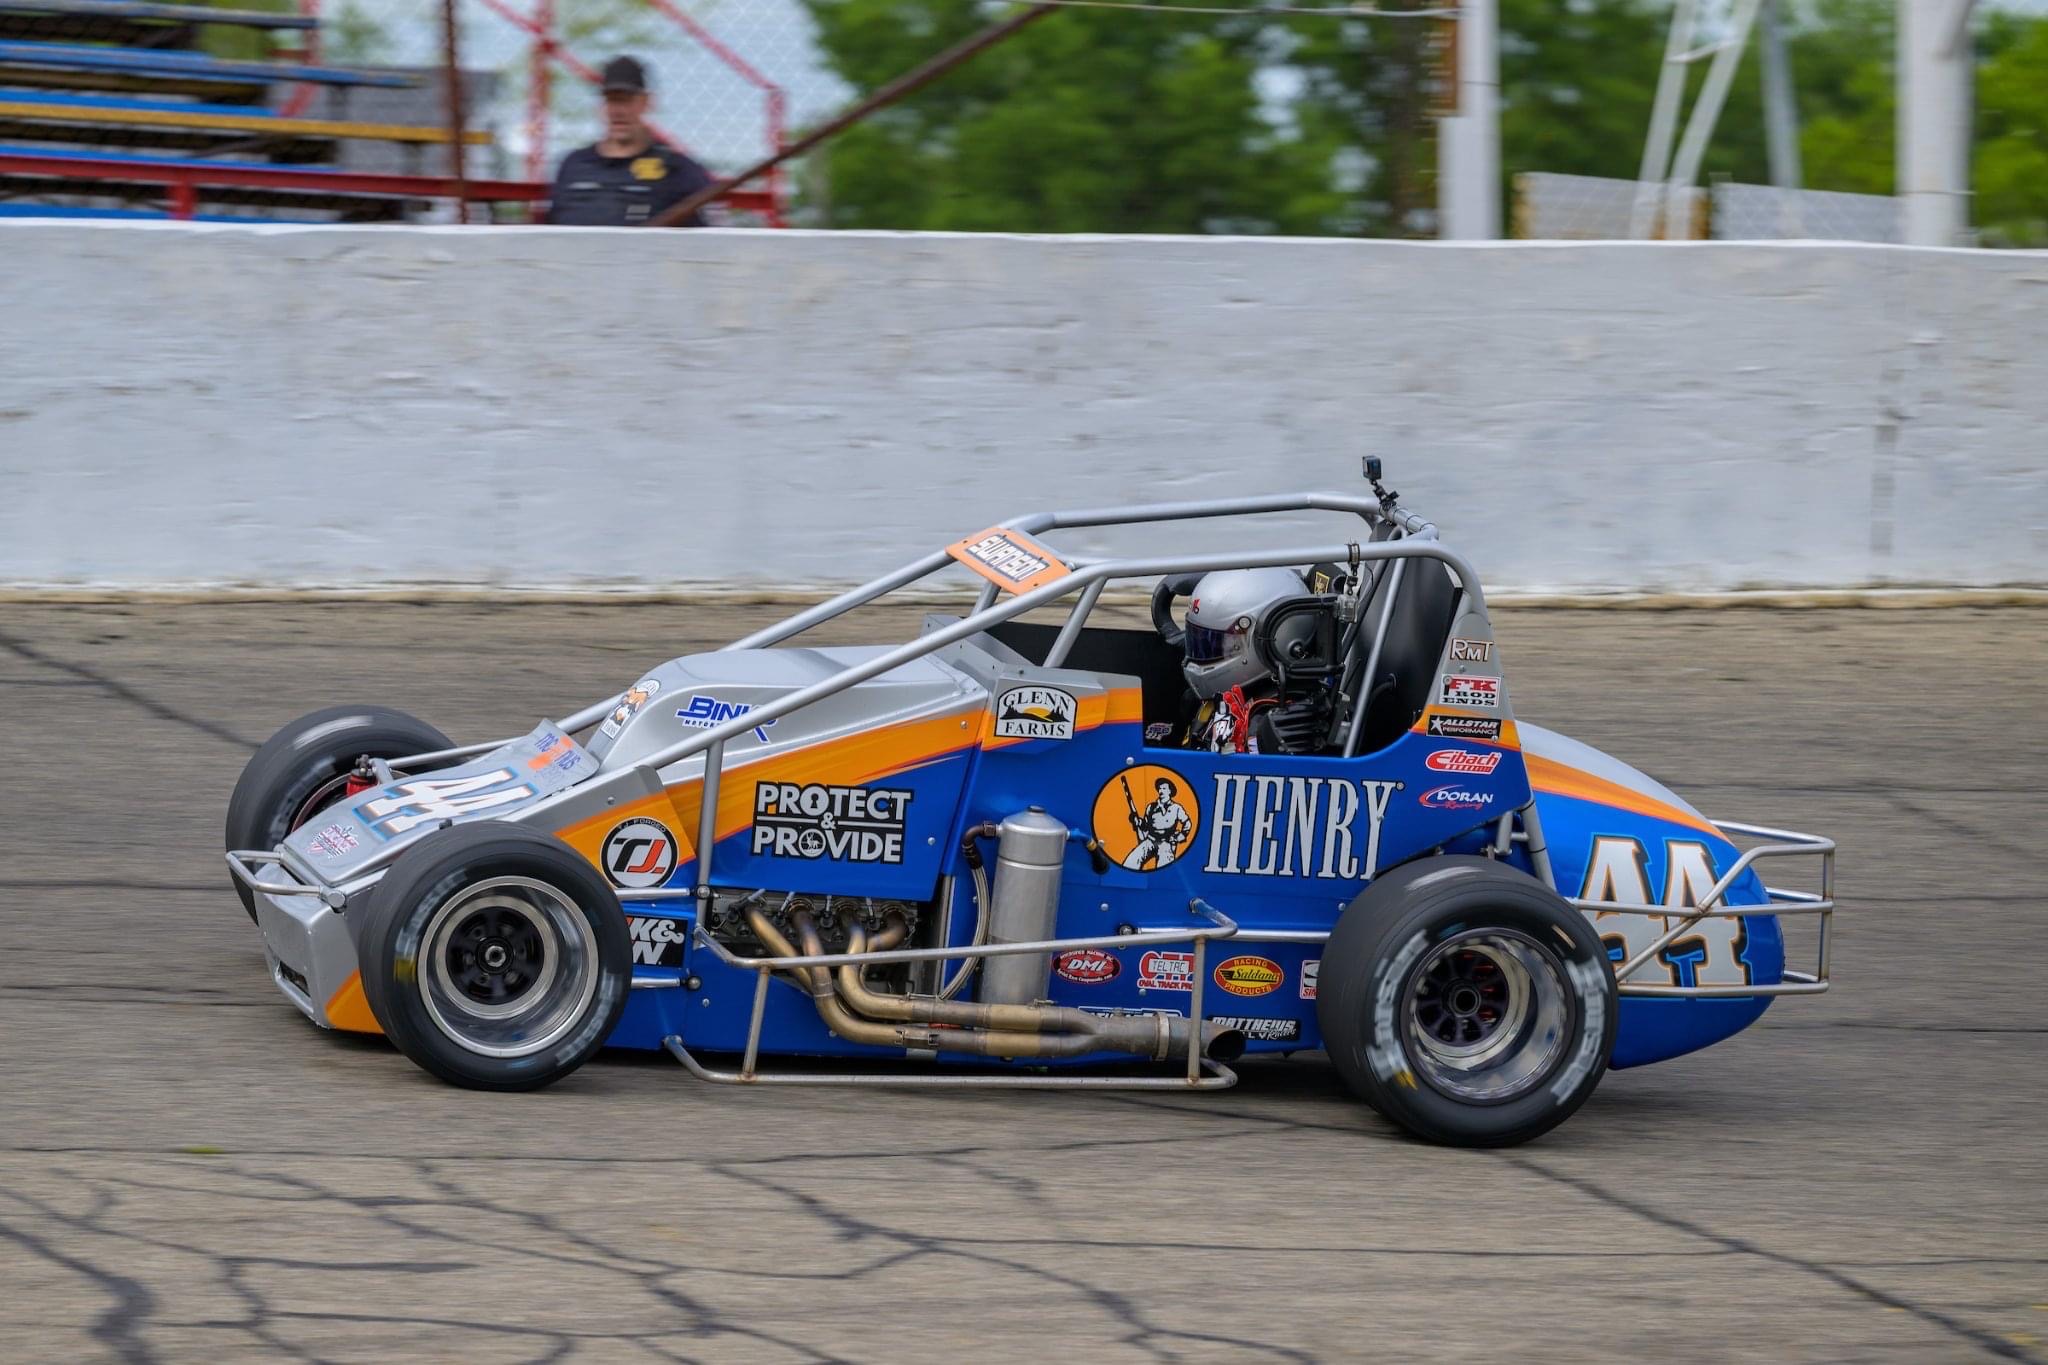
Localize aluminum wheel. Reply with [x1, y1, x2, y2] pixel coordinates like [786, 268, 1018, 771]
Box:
[418, 876, 599, 1059]
[1401, 928, 1574, 1104]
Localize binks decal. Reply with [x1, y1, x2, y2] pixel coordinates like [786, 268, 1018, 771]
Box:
[1448, 637, 1495, 664]
[1091, 764, 1199, 872]
[994, 685, 1077, 741]
[1137, 950, 1194, 991]
[676, 694, 776, 744]
[752, 782, 913, 864]
[1203, 774, 1400, 880]
[1299, 959, 1319, 1001]
[945, 527, 1070, 595]
[1440, 674, 1501, 709]
[1213, 955, 1284, 997]
[1426, 748, 1501, 774]
[600, 678, 661, 739]
[1427, 714, 1501, 741]
[1054, 949, 1120, 984]
[1579, 835, 1750, 988]
[602, 817, 678, 889]
[1419, 785, 1495, 813]
[625, 915, 687, 968]
[1212, 1015, 1301, 1043]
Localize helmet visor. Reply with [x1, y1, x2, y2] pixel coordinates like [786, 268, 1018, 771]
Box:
[1184, 621, 1236, 664]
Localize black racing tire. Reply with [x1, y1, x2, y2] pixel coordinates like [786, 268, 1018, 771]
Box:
[355, 823, 631, 1092]
[225, 705, 453, 923]
[1317, 856, 1617, 1148]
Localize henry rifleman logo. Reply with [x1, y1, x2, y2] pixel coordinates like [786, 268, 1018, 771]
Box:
[1091, 764, 1198, 871]
[994, 685, 1076, 741]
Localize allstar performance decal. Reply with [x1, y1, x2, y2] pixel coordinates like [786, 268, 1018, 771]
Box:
[751, 782, 913, 864]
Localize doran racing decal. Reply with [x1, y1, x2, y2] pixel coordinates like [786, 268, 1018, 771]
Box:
[752, 783, 913, 864]
[994, 685, 1076, 741]
[1426, 748, 1501, 774]
[1137, 950, 1194, 991]
[1054, 949, 1119, 984]
[1440, 674, 1501, 709]
[602, 817, 678, 889]
[1213, 955, 1284, 998]
[1212, 1015, 1301, 1042]
[625, 915, 687, 968]
[1419, 785, 1495, 813]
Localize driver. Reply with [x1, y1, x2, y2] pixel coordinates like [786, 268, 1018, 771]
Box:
[1178, 568, 1334, 755]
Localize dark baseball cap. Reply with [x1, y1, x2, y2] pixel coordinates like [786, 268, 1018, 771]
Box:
[600, 56, 648, 94]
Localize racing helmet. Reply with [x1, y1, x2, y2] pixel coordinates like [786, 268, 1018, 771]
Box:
[1181, 567, 1311, 698]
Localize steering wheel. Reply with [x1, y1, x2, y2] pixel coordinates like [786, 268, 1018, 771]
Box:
[1149, 573, 1203, 650]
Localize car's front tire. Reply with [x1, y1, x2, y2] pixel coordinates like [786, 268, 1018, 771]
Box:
[1318, 856, 1617, 1147]
[225, 705, 453, 922]
[354, 823, 631, 1091]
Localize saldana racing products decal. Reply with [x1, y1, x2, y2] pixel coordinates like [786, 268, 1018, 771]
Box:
[751, 782, 914, 863]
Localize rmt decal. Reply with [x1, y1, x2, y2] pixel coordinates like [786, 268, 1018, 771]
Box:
[751, 783, 913, 864]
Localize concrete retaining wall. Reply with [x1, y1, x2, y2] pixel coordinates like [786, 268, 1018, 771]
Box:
[2, 223, 2043, 592]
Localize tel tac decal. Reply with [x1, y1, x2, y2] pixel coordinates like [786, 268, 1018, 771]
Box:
[602, 817, 678, 889]
[752, 782, 913, 864]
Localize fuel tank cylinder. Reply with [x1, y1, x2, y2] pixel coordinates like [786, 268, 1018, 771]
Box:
[978, 807, 1070, 1007]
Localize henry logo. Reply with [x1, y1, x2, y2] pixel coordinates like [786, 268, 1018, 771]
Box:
[625, 914, 687, 967]
[1419, 785, 1495, 813]
[600, 678, 661, 739]
[994, 685, 1076, 741]
[1448, 637, 1495, 664]
[1091, 764, 1198, 872]
[1204, 774, 1400, 880]
[1212, 1015, 1301, 1042]
[1213, 955, 1284, 998]
[1054, 949, 1120, 984]
[1426, 748, 1501, 774]
[1440, 674, 1501, 709]
[1427, 714, 1502, 741]
[602, 817, 678, 889]
[1299, 959, 1319, 1001]
[751, 782, 912, 864]
[676, 693, 776, 743]
[1137, 950, 1194, 991]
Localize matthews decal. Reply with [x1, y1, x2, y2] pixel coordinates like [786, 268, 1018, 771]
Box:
[994, 685, 1077, 741]
[751, 783, 913, 864]
[1203, 774, 1401, 880]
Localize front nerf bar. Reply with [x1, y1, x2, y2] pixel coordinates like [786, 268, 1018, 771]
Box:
[1573, 819, 1837, 999]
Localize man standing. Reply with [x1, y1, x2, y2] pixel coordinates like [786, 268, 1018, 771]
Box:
[1123, 776, 1193, 870]
[546, 56, 712, 226]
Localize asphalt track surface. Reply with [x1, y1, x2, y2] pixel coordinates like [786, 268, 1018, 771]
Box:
[2, 601, 2044, 1364]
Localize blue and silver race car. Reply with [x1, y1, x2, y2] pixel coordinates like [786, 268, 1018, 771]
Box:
[226, 465, 1837, 1147]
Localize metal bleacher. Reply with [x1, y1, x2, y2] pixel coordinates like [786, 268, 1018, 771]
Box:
[0, 0, 537, 222]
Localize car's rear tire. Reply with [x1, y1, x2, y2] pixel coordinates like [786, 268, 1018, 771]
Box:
[355, 823, 631, 1092]
[225, 705, 452, 922]
[1318, 856, 1617, 1148]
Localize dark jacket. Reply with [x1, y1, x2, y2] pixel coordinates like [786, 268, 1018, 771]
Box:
[546, 143, 711, 227]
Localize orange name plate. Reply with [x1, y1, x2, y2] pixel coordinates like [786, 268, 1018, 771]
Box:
[945, 526, 1071, 595]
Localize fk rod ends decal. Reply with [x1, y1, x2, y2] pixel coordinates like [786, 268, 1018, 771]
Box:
[1091, 765, 1198, 872]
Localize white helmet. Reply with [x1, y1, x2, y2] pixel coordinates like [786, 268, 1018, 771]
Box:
[1181, 567, 1310, 698]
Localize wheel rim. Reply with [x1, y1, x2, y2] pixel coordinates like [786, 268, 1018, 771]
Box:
[1401, 928, 1574, 1104]
[418, 876, 599, 1059]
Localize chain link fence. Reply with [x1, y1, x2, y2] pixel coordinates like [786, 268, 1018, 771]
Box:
[1516, 171, 1898, 243]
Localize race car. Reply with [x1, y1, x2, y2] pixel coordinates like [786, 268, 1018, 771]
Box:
[225, 463, 1837, 1147]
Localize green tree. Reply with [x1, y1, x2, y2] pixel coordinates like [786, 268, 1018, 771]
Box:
[797, 0, 1345, 233]
[1975, 11, 2048, 245]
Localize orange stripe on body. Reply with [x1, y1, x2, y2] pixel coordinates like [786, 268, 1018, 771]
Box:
[1524, 753, 1718, 836]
